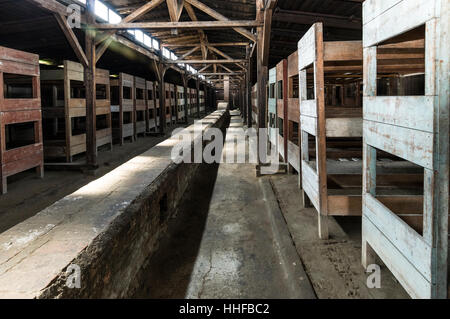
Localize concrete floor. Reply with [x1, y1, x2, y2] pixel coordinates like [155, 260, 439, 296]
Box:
[134, 111, 315, 299]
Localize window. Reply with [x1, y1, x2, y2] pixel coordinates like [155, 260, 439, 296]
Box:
[152, 38, 160, 50]
[94, 0, 108, 21]
[144, 34, 152, 48]
[134, 30, 144, 43]
[108, 9, 121, 24]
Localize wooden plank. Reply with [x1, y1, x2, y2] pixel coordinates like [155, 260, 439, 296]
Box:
[364, 120, 434, 169]
[297, 25, 316, 70]
[288, 141, 300, 172]
[300, 100, 317, 117]
[302, 160, 320, 210]
[362, 216, 432, 298]
[362, 0, 402, 25]
[324, 41, 363, 62]
[326, 117, 363, 137]
[363, 0, 435, 47]
[364, 96, 434, 133]
[300, 115, 317, 136]
[364, 193, 432, 280]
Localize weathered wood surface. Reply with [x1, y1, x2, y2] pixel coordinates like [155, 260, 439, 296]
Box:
[362, 0, 448, 299]
[0, 46, 43, 194]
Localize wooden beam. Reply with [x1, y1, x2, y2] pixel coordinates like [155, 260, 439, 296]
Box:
[54, 13, 89, 68]
[179, 46, 201, 59]
[184, 2, 208, 60]
[200, 73, 245, 75]
[94, 20, 261, 30]
[261, 0, 277, 66]
[166, 59, 247, 64]
[166, 0, 185, 22]
[85, 0, 97, 168]
[273, 9, 362, 30]
[96, 0, 165, 62]
[184, 0, 257, 42]
[163, 42, 250, 48]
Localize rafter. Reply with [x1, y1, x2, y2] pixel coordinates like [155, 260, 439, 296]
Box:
[94, 20, 261, 30]
[54, 13, 89, 68]
[184, 2, 208, 60]
[166, 0, 185, 22]
[96, 0, 165, 63]
[184, 0, 257, 42]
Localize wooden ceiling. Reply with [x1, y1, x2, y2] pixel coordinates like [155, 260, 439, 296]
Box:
[0, 0, 364, 84]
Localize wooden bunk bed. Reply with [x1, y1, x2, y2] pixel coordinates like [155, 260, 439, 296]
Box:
[361, 0, 448, 299]
[170, 84, 176, 124]
[251, 84, 258, 125]
[146, 80, 157, 132]
[0, 46, 43, 194]
[155, 81, 161, 129]
[199, 90, 205, 114]
[95, 68, 113, 151]
[41, 61, 112, 161]
[287, 50, 301, 175]
[277, 59, 288, 164]
[189, 88, 195, 117]
[164, 84, 171, 125]
[268, 67, 277, 148]
[298, 22, 423, 240]
[134, 76, 147, 138]
[177, 85, 185, 123]
[111, 73, 134, 145]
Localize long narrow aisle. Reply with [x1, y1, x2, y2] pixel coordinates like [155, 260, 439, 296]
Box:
[185, 110, 315, 299]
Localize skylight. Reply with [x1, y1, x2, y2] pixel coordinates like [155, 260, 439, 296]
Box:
[109, 9, 122, 24]
[144, 34, 153, 48]
[135, 30, 144, 43]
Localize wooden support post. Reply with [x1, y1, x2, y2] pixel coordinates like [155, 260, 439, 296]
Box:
[196, 78, 200, 118]
[246, 46, 252, 128]
[224, 75, 230, 103]
[85, 0, 97, 168]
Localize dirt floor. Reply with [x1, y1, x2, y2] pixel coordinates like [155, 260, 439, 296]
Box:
[0, 121, 194, 234]
[270, 174, 410, 299]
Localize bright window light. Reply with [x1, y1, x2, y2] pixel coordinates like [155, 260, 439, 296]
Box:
[152, 39, 160, 50]
[163, 48, 171, 59]
[127, 29, 135, 36]
[95, 0, 109, 21]
[171, 52, 177, 60]
[144, 34, 152, 48]
[109, 9, 121, 24]
[75, 0, 86, 4]
[135, 30, 144, 43]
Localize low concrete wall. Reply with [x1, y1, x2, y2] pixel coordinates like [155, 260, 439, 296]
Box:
[0, 110, 229, 298]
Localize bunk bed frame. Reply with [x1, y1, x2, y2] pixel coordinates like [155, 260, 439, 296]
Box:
[199, 90, 205, 114]
[164, 84, 171, 125]
[95, 68, 113, 151]
[252, 84, 258, 125]
[277, 59, 288, 164]
[287, 50, 301, 175]
[361, 0, 448, 299]
[298, 22, 424, 240]
[169, 84, 176, 124]
[155, 81, 161, 129]
[41, 61, 112, 161]
[146, 80, 157, 132]
[134, 76, 147, 139]
[0, 46, 43, 194]
[268, 67, 277, 148]
[111, 73, 135, 145]
[177, 85, 185, 123]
